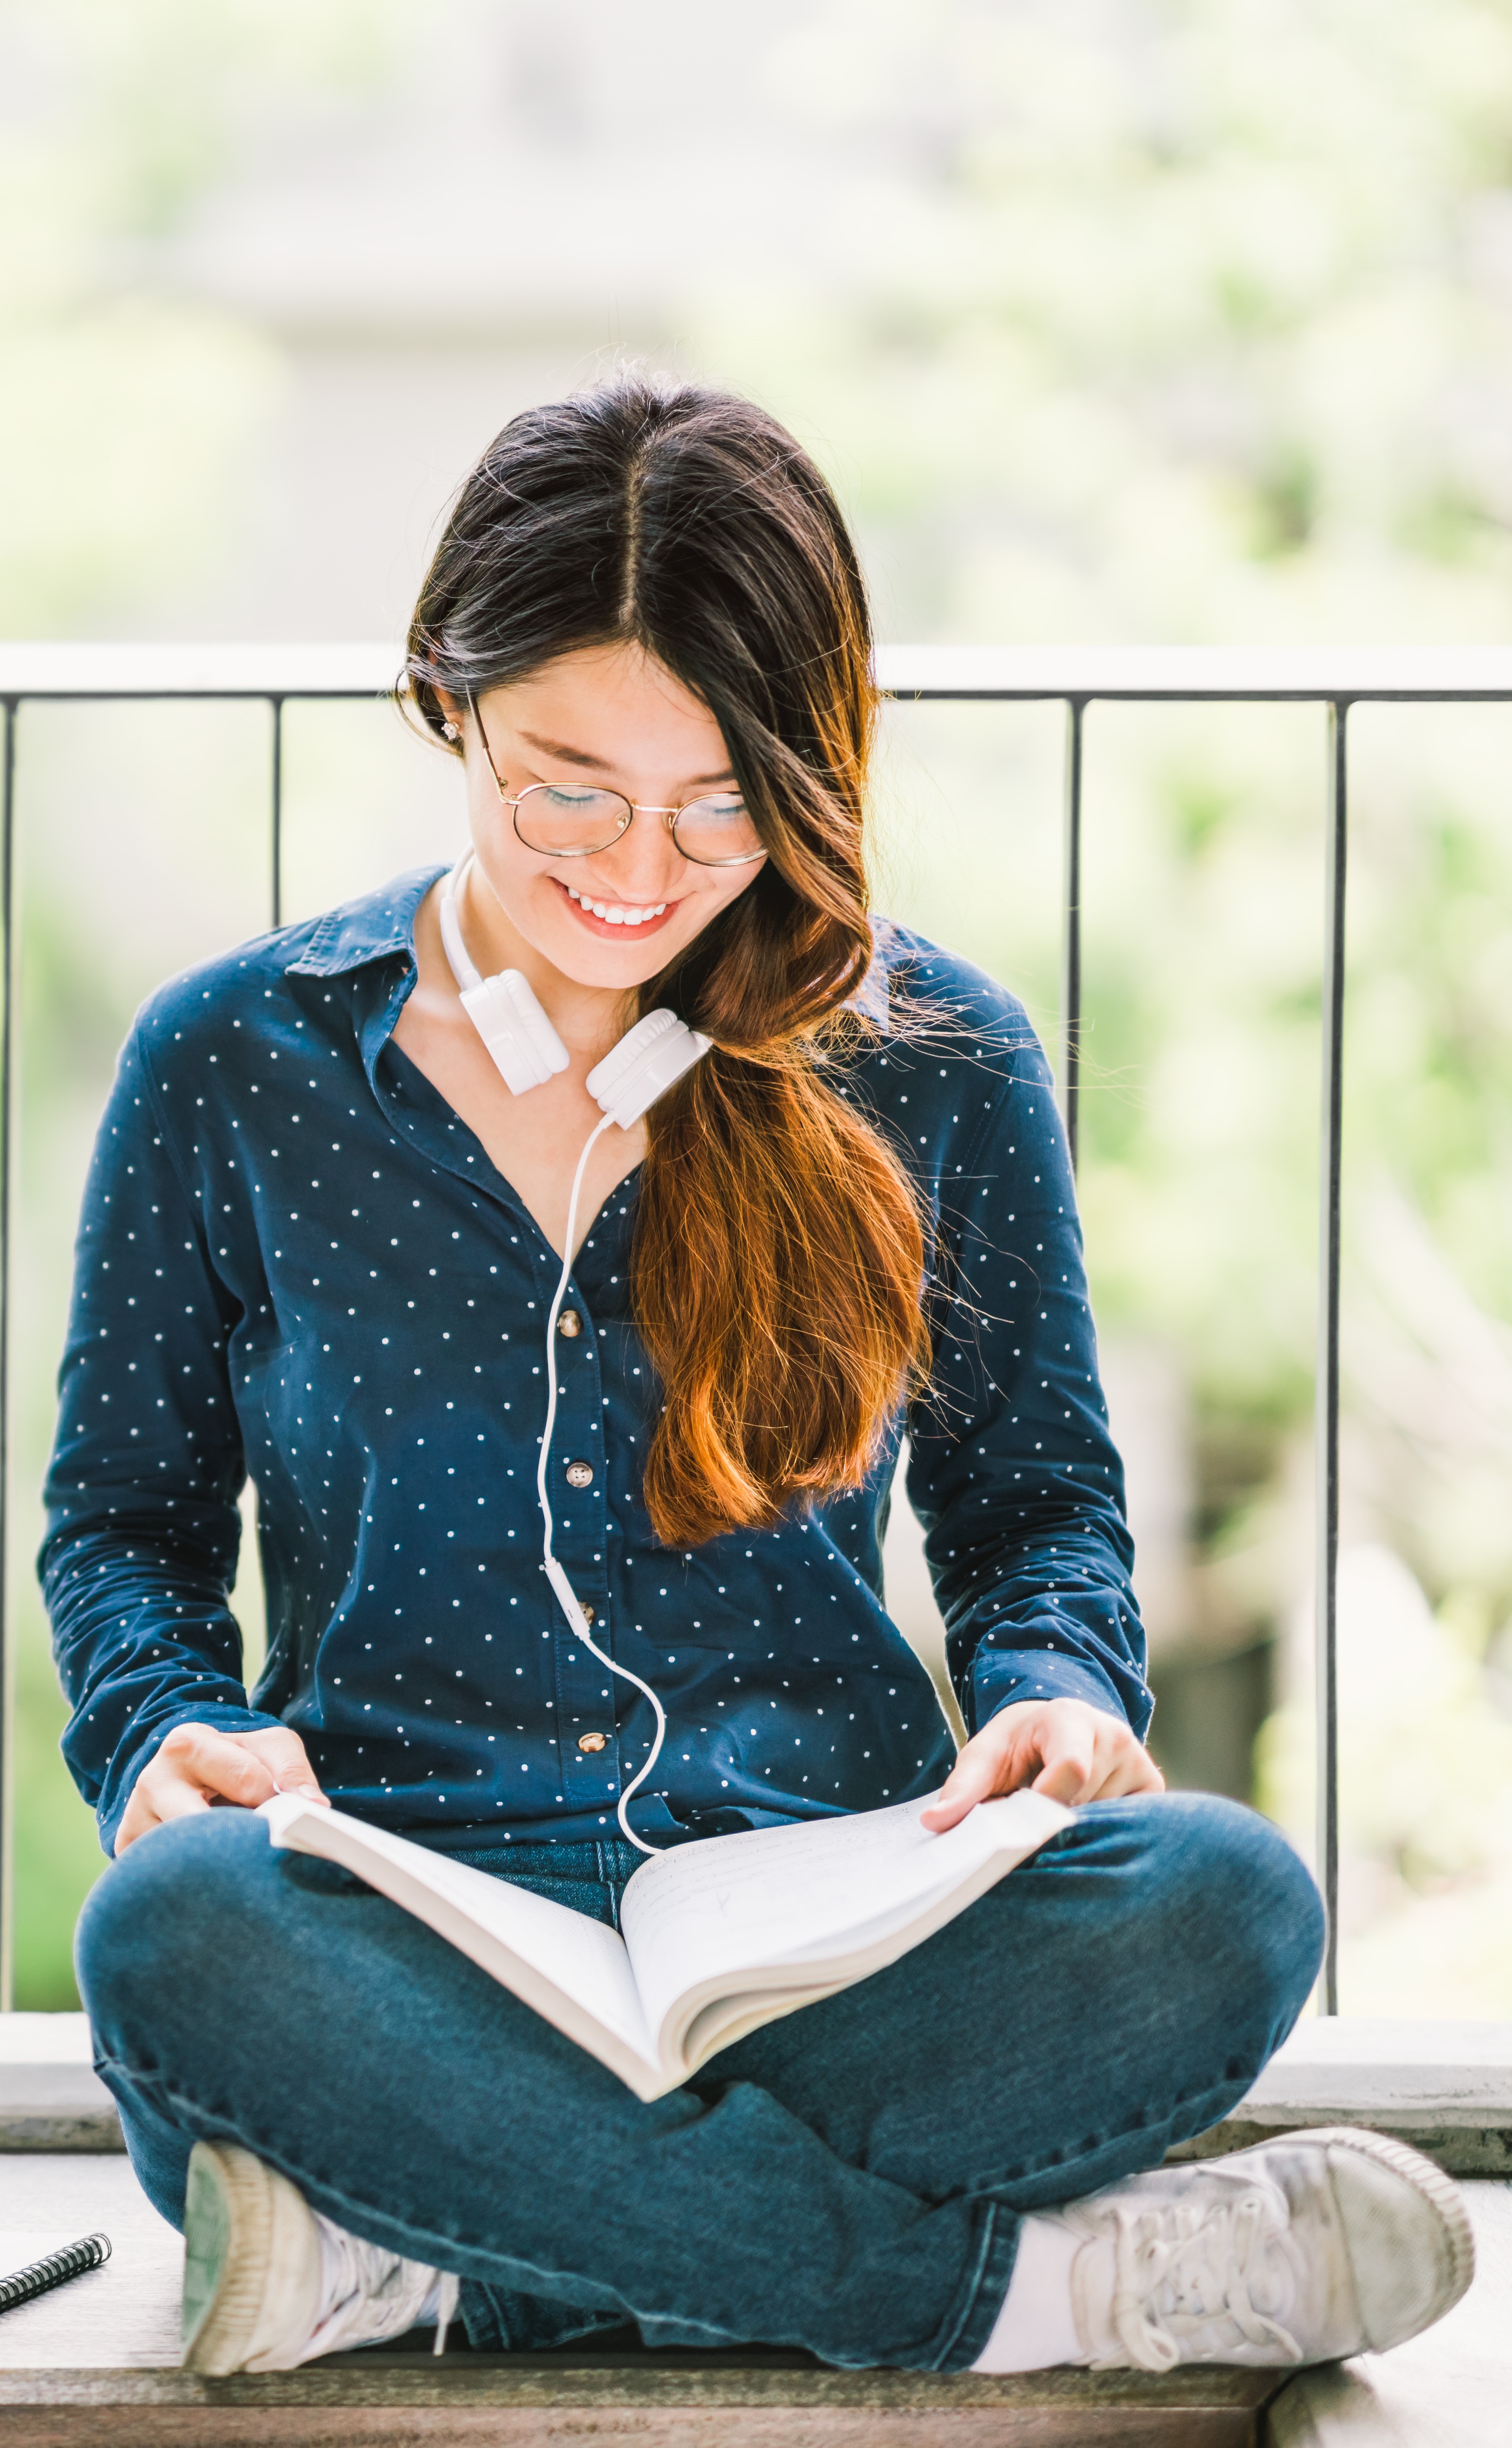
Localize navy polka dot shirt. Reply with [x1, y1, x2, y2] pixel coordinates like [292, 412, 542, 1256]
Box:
[41, 866, 1147, 1857]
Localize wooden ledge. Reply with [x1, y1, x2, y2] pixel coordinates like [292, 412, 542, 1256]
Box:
[1169, 2116, 1512, 2177]
[0, 2154, 1284, 2443]
[1225, 2018, 1512, 2129]
[6, 2160, 1511, 2444]
[0, 2159, 1283, 2441]
[0, 2357, 1285, 2447]
[1166, 2019, 1512, 2177]
[0, 2018, 118, 2152]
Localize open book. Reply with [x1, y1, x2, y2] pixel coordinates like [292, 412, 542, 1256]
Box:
[260, 1786, 1071, 2101]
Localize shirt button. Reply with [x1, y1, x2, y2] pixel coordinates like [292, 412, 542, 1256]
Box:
[565, 1460, 594, 1489]
[578, 1731, 607, 1754]
[558, 1309, 582, 1338]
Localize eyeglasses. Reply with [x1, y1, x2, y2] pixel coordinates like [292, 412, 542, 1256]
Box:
[467, 696, 765, 869]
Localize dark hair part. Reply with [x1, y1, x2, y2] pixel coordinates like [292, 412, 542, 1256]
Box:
[405, 372, 927, 1545]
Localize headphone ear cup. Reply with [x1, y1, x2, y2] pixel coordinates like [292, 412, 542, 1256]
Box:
[586, 1010, 710, 1128]
[439, 855, 706, 1114]
[460, 971, 571, 1095]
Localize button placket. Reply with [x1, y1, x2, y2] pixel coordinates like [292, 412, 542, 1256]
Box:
[547, 1282, 619, 1808]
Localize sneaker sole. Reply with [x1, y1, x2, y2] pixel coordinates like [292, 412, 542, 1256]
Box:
[1234, 2123, 1476, 2338]
[181, 2142, 319, 2375]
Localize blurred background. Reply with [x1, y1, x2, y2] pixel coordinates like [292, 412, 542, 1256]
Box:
[4, 0, 1512, 2014]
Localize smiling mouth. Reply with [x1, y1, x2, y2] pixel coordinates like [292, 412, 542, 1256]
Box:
[554, 879, 678, 935]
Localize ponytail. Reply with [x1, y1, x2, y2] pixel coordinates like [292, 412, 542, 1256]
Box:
[406, 371, 929, 1545]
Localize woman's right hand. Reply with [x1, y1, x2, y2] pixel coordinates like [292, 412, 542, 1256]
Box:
[114, 1722, 328, 1855]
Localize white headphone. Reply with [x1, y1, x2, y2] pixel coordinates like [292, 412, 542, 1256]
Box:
[438, 852, 709, 1850]
[439, 854, 710, 1121]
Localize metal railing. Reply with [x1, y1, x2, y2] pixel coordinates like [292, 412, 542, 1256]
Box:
[6, 638, 1512, 2013]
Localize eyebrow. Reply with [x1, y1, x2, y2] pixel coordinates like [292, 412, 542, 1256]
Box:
[515, 727, 737, 790]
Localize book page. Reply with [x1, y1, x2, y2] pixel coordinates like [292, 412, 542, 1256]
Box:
[619, 1790, 1069, 2054]
[260, 1798, 658, 2081]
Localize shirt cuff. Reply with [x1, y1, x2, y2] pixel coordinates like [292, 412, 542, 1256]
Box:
[970, 1649, 1134, 1737]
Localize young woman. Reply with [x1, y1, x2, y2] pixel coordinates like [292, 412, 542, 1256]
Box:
[48, 376, 1468, 2377]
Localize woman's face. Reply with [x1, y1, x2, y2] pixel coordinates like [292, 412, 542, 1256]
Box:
[450, 641, 766, 992]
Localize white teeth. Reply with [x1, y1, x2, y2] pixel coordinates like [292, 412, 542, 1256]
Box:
[566, 886, 667, 925]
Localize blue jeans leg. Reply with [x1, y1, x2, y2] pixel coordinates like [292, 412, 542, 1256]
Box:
[75, 1790, 1321, 2370]
[717, 1789, 1323, 2209]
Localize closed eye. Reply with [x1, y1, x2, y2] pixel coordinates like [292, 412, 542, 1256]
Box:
[541, 785, 616, 810]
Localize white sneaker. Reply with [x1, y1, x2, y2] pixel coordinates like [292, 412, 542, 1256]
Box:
[1045, 2127, 1473, 2371]
[181, 2141, 460, 2374]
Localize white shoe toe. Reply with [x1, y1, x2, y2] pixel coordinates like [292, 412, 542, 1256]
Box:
[1312, 2129, 1475, 2353]
[1050, 2124, 1474, 2372]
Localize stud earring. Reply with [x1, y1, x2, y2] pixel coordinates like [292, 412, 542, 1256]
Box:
[442, 721, 460, 742]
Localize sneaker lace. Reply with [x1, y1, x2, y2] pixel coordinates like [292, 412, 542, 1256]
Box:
[304, 2225, 461, 2361]
[1089, 2186, 1303, 2372]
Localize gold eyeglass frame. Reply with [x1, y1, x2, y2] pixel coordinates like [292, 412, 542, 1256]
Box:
[465, 693, 766, 870]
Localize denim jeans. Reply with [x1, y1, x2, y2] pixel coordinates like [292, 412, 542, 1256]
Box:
[75, 1792, 1323, 2371]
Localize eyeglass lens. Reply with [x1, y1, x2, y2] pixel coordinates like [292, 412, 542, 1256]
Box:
[512, 783, 762, 866]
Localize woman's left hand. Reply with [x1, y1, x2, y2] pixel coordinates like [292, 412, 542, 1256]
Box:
[920, 1695, 1165, 1831]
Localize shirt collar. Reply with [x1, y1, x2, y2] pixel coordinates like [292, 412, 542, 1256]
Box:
[285, 864, 444, 977]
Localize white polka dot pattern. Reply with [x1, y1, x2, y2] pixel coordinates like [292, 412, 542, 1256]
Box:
[39, 869, 1147, 1857]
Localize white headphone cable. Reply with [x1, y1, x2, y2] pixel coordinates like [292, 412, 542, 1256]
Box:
[537, 1113, 669, 1855]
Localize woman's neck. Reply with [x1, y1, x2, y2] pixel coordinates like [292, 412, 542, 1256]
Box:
[459, 855, 639, 1061]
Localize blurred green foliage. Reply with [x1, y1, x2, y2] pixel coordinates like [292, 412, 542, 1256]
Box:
[4, 0, 1512, 2011]
[0, 0, 411, 630]
[739, 0, 1512, 640]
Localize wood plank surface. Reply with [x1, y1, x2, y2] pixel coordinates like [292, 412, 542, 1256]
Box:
[10, 2154, 1509, 2447]
[0, 2156, 1283, 2442]
[0, 2362, 1284, 2448]
[0, 2157, 182, 2368]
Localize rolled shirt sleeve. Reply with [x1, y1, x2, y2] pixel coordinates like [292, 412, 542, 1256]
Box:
[40, 1025, 276, 1853]
[902, 1025, 1149, 1743]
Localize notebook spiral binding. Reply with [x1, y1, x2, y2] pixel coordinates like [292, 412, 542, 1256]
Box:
[0, 2233, 112, 2314]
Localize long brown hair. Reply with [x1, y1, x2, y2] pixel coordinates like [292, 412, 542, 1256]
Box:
[405, 373, 928, 1546]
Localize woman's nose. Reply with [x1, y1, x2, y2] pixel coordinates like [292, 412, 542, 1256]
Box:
[573, 818, 685, 901]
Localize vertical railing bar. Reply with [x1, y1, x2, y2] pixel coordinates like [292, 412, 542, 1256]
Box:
[0, 698, 17, 2011]
[270, 696, 284, 932]
[1061, 697, 1085, 1174]
[1315, 699, 1349, 2016]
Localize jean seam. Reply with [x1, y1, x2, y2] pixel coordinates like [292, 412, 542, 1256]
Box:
[921, 2198, 1022, 2371]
